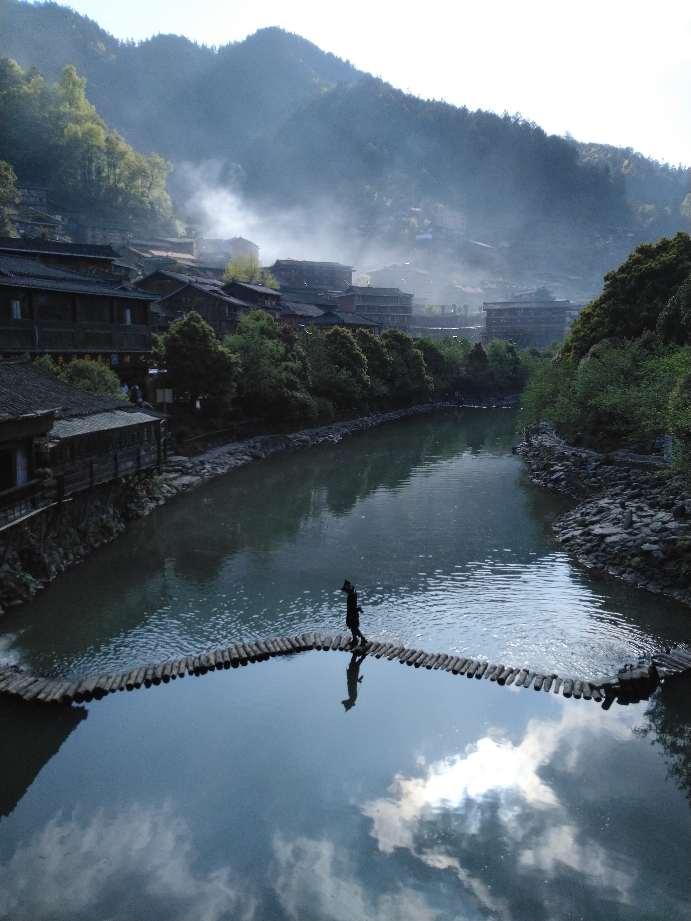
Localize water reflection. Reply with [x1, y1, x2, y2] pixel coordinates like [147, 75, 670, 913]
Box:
[3, 408, 691, 686]
[0, 699, 87, 820]
[361, 700, 686, 920]
[638, 674, 691, 804]
[0, 801, 257, 921]
[342, 651, 366, 712]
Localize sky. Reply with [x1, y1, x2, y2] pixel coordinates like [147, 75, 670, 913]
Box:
[35, 0, 691, 166]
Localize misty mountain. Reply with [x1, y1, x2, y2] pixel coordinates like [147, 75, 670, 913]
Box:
[2, 0, 688, 274]
[0, 0, 361, 163]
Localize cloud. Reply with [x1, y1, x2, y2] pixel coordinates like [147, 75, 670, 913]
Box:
[1, 802, 256, 921]
[272, 834, 446, 921]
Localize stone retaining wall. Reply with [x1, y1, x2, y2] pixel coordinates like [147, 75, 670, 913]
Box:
[517, 424, 691, 605]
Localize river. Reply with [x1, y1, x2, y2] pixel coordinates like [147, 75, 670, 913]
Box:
[1, 409, 689, 920]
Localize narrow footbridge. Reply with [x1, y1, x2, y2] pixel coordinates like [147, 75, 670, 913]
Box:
[1, 634, 690, 709]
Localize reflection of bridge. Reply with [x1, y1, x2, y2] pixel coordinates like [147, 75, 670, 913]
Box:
[1, 635, 690, 710]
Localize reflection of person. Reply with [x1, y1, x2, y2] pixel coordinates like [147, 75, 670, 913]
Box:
[342, 651, 366, 712]
[341, 579, 366, 646]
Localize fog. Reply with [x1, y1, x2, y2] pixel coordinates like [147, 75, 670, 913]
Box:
[172, 160, 401, 274]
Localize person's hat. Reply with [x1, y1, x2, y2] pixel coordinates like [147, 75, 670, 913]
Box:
[341, 580, 354, 592]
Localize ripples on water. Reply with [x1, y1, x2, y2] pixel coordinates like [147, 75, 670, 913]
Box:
[2, 409, 689, 680]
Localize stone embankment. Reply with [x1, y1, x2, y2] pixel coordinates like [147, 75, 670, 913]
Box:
[517, 424, 691, 605]
[0, 403, 455, 612]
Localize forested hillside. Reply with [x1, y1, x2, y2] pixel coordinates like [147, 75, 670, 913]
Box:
[1, 0, 688, 265]
[0, 58, 177, 236]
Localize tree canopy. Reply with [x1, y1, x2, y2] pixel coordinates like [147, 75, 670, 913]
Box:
[154, 312, 238, 410]
[0, 58, 177, 236]
[562, 232, 691, 360]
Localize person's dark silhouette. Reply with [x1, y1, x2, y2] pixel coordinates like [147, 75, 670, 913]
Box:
[341, 579, 366, 646]
[342, 651, 365, 712]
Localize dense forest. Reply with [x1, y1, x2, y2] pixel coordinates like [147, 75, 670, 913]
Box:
[522, 231, 691, 468]
[2, 0, 688, 262]
[0, 57, 177, 237]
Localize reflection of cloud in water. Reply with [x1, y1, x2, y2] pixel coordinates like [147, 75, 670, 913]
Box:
[272, 834, 444, 921]
[520, 824, 633, 903]
[362, 704, 637, 914]
[1, 802, 256, 921]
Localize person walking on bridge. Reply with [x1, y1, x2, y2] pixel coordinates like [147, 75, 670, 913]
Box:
[341, 580, 366, 647]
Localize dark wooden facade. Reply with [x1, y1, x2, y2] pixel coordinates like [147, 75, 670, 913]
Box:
[0, 237, 126, 277]
[0, 360, 164, 525]
[48, 410, 163, 499]
[271, 260, 353, 292]
[336, 287, 413, 332]
[482, 299, 570, 348]
[0, 278, 153, 359]
[0, 412, 53, 528]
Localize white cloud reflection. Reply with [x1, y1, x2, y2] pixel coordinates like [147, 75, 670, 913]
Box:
[272, 834, 446, 921]
[1, 802, 256, 921]
[361, 703, 638, 913]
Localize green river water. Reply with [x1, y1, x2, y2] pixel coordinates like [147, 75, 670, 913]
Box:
[1, 409, 689, 920]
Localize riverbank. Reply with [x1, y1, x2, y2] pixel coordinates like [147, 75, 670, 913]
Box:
[517, 424, 691, 606]
[0, 400, 490, 613]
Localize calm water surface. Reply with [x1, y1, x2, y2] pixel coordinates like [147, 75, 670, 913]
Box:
[1, 409, 690, 920]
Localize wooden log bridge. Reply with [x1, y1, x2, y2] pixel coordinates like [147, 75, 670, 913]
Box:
[1, 635, 690, 710]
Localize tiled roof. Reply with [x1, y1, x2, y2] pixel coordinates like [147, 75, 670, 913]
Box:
[0, 236, 119, 259]
[280, 302, 325, 318]
[341, 286, 409, 296]
[310, 311, 378, 327]
[155, 283, 252, 308]
[0, 358, 135, 421]
[0, 276, 153, 300]
[225, 280, 280, 297]
[51, 409, 157, 440]
[0, 254, 119, 285]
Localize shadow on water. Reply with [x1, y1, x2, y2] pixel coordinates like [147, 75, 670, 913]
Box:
[342, 651, 366, 712]
[0, 698, 87, 819]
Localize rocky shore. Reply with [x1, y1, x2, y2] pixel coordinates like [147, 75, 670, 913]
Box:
[0, 402, 456, 612]
[517, 424, 691, 606]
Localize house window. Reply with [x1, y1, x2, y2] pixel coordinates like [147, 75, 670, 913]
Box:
[10, 300, 21, 319]
[0, 451, 14, 491]
[124, 308, 132, 325]
[15, 447, 27, 486]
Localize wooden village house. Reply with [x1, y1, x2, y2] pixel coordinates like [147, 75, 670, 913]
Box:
[0, 359, 163, 529]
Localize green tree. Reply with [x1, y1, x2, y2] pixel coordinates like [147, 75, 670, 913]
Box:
[154, 311, 238, 411]
[0, 59, 176, 236]
[0, 159, 19, 236]
[563, 232, 691, 361]
[379, 328, 432, 405]
[58, 358, 124, 397]
[302, 326, 369, 411]
[222, 253, 262, 284]
[486, 339, 524, 392]
[657, 276, 691, 345]
[225, 310, 315, 421]
[354, 329, 391, 401]
[414, 338, 449, 397]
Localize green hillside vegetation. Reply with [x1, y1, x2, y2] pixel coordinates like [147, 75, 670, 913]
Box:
[521, 232, 691, 468]
[2, 0, 688, 256]
[155, 311, 529, 427]
[0, 57, 177, 236]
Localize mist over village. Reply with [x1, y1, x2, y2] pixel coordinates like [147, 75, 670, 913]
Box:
[0, 1, 690, 919]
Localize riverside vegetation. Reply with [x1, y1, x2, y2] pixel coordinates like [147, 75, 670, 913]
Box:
[520, 231, 691, 602]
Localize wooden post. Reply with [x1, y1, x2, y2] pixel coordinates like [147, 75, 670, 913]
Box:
[475, 662, 488, 679]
